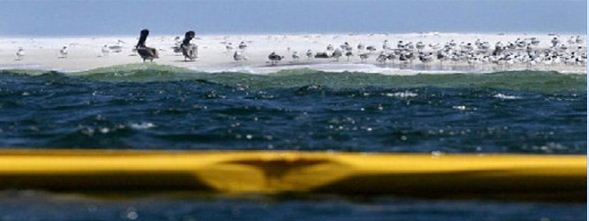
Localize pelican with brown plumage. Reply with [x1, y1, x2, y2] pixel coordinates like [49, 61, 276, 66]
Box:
[180, 31, 198, 61]
[135, 29, 159, 62]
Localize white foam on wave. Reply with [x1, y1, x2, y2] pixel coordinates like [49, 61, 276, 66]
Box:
[189, 63, 468, 76]
[0, 63, 46, 71]
[384, 91, 418, 98]
[129, 122, 156, 130]
[493, 93, 521, 100]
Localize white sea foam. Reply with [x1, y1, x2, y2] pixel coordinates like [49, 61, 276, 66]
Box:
[385, 91, 418, 98]
[129, 122, 156, 130]
[493, 93, 521, 100]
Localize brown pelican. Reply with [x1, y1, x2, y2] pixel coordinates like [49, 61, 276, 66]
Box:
[135, 29, 159, 62]
[181, 31, 198, 61]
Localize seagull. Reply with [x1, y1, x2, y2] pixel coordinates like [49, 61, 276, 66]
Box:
[575, 35, 584, 44]
[567, 36, 576, 45]
[359, 52, 370, 62]
[418, 52, 434, 63]
[292, 51, 300, 62]
[225, 43, 234, 53]
[530, 37, 540, 46]
[376, 51, 387, 63]
[101, 45, 110, 57]
[15, 47, 24, 61]
[268, 52, 283, 65]
[428, 43, 441, 50]
[345, 51, 353, 61]
[233, 51, 247, 62]
[551, 37, 560, 48]
[357, 43, 365, 51]
[397, 40, 404, 49]
[340, 42, 352, 51]
[306, 49, 313, 59]
[59, 46, 68, 58]
[383, 40, 392, 50]
[326, 44, 334, 52]
[331, 48, 343, 61]
[109, 40, 124, 53]
[238, 41, 247, 50]
[416, 41, 425, 51]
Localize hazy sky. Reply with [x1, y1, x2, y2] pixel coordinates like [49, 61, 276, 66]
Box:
[0, 0, 586, 36]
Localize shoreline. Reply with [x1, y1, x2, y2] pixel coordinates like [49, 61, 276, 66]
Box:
[0, 33, 585, 74]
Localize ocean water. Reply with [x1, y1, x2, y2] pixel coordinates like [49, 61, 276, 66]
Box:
[0, 64, 586, 220]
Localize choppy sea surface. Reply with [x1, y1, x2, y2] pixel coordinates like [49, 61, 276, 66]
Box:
[0, 64, 585, 220]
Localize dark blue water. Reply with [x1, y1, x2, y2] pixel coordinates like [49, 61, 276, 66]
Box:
[0, 65, 585, 220]
[0, 191, 585, 221]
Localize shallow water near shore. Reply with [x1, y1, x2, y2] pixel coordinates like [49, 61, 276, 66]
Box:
[0, 65, 586, 220]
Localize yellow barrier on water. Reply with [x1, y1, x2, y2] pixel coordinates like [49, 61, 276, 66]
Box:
[0, 149, 585, 201]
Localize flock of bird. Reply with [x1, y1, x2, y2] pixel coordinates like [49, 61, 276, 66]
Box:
[252, 35, 587, 66]
[13, 35, 587, 68]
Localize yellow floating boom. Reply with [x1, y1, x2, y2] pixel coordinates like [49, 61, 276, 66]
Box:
[0, 149, 585, 201]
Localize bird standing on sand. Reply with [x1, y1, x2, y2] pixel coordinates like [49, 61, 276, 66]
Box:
[100, 45, 110, 57]
[180, 31, 198, 61]
[268, 52, 283, 65]
[292, 51, 300, 62]
[135, 29, 159, 62]
[326, 44, 334, 52]
[340, 42, 352, 51]
[359, 52, 370, 62]
[357, 43, 365, 51]
[15, 47, 24, 61]
[225, 43, 234, 53]
[575, 35, 583, 44]
[59, 46, 68, 58]
[238, 41, 247, 50]
[345, 51, 353, 61]
[331, 48, 343, 61]
[551, 37, 560, 48]
[383, 40, 392, 50]
[306, 49, 313, 59]
[376, 51, 387, 63]
[416, 41, 425, 52]
[233, 51, 247, 62]
[109, 40, 124, 53]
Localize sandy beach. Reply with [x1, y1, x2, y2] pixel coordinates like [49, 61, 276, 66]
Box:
[0, 33, 585, 74]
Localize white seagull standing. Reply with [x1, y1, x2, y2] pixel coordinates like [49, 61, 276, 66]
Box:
[101, 45, 110, 57]
[15, 47, 24, 61]
[233, 51, 247, 62]
[225, 43, 234, 53]
[59, 46, 68, 58]
[238, 41, 247, 50]
[291, 51, 300, 62]
[306, 49, 313, 59]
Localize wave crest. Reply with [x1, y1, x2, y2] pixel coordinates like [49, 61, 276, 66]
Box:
[0, 63, 585, 93]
